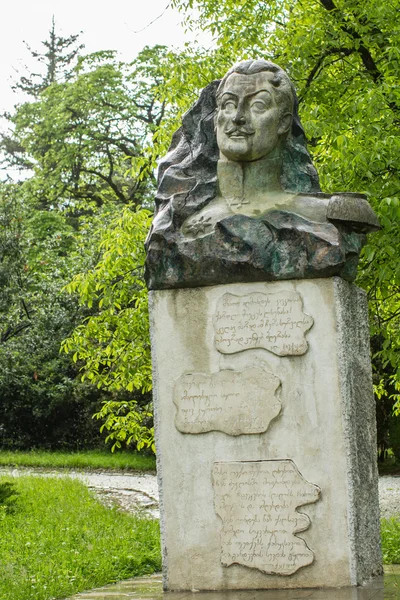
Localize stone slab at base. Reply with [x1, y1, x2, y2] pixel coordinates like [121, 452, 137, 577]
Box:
[149, 278, 382, 591]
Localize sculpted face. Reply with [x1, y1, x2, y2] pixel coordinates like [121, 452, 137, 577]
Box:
[216, 72, 292, 162]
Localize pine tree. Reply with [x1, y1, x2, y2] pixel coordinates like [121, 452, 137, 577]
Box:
[1, 18, 84, 170]
[13, 16, 84, 98]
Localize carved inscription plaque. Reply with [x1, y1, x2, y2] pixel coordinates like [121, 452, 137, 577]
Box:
[213, 460, 321, 576]
[213, 291, 313, 356]
[174, 368, 281, 435]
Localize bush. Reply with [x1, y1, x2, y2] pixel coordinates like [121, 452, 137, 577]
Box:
[388, 415, 400, 463]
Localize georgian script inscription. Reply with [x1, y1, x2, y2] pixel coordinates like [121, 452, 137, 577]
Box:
[213, 291, 313, 356]
[213, 460, 321, 576]
[174, 368, 281, 436]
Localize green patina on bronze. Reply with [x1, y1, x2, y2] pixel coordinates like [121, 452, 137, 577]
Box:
[145, 60, 379, 290]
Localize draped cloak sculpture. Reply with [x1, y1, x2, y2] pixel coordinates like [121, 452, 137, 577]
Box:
[145, 59, 379, 290]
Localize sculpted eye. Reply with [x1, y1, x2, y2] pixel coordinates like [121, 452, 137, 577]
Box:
[250, 100, 267, 111]
[222, 99, 237, 111]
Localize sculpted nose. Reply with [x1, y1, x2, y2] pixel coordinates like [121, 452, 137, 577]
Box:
[233, 105, 246, 125]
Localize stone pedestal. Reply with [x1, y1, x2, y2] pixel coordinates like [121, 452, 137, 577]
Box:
[149, 277, 381, 591]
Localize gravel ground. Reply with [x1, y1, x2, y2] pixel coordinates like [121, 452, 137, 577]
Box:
[378, 476, 400, 519]
[2, 467, 400, 520]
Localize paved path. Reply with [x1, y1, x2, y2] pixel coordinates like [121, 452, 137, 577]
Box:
[378, 476, 400, 519]
[66, 568, 400, 600]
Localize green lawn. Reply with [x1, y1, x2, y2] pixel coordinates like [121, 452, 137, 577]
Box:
[0, 476, 161, 600]
[382, 517, 400, 564]
[0, 449, 156, 472]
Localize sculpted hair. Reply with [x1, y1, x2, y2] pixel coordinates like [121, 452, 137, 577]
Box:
[149, 60, 320, 240]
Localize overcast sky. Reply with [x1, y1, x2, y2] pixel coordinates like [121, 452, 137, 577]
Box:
[0, 0, 210, 112]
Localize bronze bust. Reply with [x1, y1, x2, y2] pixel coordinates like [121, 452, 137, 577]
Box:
[145, 60, 379, 290]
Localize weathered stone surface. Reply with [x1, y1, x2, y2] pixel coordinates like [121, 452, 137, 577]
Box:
[327, 193, 380, 232]
[213, 290, 313, 355]
[213, 460, 320, 575]
[145, 60, 379, 291]
[149, 278, 382, 591]
[334, 279, 382, 584]
[174, 368, 281, 435]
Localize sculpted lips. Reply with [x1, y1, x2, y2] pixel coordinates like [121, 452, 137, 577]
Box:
[225, 128, 255, 138]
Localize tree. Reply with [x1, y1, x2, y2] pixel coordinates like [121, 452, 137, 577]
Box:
[62, 207, 154, 452]
[168, 0, 400, 421]
[3, 46, 169, 211]
[0, 181, 104, 449]
[1, 19, 84, 171]
[14, 16, 84, 98]
[0, 43, 175, 450]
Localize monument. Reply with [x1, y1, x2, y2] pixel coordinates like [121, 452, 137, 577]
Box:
[146, 60, 382, 592]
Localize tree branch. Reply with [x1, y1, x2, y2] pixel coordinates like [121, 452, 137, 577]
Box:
[80, 167, 129, 203]
[319, 0, 381, 82]
[301, 47, 354, 98]
[318, 0, 399, 113]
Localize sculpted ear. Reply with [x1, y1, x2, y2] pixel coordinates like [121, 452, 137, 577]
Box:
[278, 112, 293, 136]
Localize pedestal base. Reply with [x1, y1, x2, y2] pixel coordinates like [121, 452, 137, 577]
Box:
[149, 278, 382, 591]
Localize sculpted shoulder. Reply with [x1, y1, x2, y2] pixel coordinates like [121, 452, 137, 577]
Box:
[182, 189, 380, 240]
[326, 193, 380, 232]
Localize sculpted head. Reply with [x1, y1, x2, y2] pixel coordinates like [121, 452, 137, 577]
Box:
[216, 60, 295, 162]
[151, 59, 320, 236]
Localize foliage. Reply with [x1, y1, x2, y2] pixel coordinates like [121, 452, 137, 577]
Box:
[1, 19, 84, 168]
[0, 184, 26, 329]
[0, 182, 106, 450]
[0, 22, 196, 452]
[93, 399, 154, 453]
[171, 0, 400, 431]
[62, 207, 154, 452]
[0, 475, 160, 600]
[389, 415, 400, 464]
[0, 449, 156, 471]
[0, 39, 174, 450]
[382, 518, 400, 564]
[2, 45, 170, 206]
[375, 351, 400, 461]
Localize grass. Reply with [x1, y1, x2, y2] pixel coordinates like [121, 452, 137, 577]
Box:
[0, 475, 161, 600]
[0, 449, 156, 472]
[382, 517, 400, 564]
